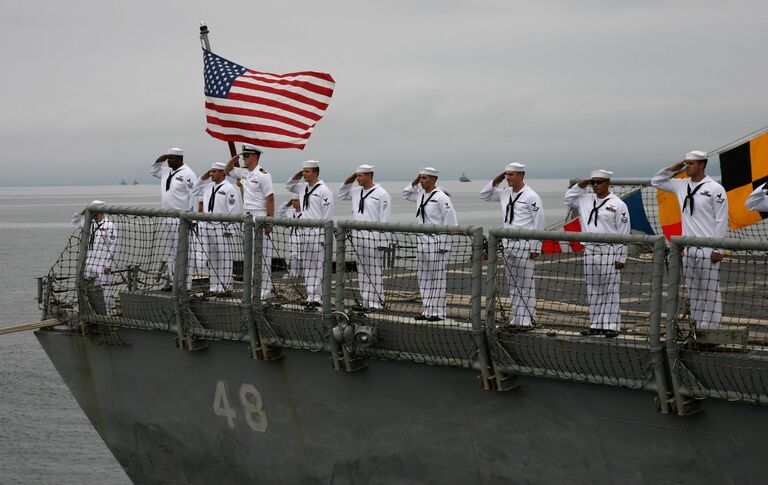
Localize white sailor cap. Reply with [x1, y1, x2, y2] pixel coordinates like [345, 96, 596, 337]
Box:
[685, 150, 708, 161]
[303, 160, 320, 169]
[590, 169, 613, 179]
[419, 167, 439, 177]
[210, 162, 227, 171]
[242, 143, 263, 155]
[356, 164, 375, 173]
[290, 193, 300, 200]
[167, 147, 183, 156]
[91, 200, 105, 205]
[504, 162, 526, 172]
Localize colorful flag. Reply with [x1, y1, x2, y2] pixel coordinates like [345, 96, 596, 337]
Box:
[719, 131, 768, 229]
[656, 171, 687, 240]
[623, 189, 654, 235]
[541, 218, 585, 255]
[203, 49, 335, 150]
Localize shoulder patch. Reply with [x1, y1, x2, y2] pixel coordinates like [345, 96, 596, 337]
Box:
[259, 167, 269, 174]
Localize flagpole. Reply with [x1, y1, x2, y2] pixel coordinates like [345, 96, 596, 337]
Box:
[200, 22, 237, 159]
[708, 122, 768, 156]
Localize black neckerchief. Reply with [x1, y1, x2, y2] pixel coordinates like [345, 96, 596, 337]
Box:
[88, 220, 104, 248]
[505, 190, 524, 224]
[588, 197, 610, 226]
[416, 191, 438, 222]
[208, 184, 223, 212]
[358, 187, 377, 214]
[683, 181, 706, 215]
[165, 167, 182, 192]
[303, 183, 322, 210]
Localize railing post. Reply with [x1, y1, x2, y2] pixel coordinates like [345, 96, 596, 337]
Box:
[334, 224, 346, 314]
[76, 209, 95, 324]
[471, 228, 491, 390]
[173, 213, 190, 347]
[242, 216, 260, 358]
[484, 231, 499, 327]
[649, 236, 671, 413]
[323, 221, 343, 369]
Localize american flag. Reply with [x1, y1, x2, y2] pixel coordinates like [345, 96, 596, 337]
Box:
[203, 49, 335, 150]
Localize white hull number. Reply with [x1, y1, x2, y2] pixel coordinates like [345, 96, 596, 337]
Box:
[213, 380, 268, 432]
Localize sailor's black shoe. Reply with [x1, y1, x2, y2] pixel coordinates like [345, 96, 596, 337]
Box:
[414, 315, 428, 321]
[603, 330, 619, 338]
[426, 316, 444, 322]
[580, 328, 602, 336]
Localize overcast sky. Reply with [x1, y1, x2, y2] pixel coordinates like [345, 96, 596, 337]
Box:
[3, 0, 768, 185]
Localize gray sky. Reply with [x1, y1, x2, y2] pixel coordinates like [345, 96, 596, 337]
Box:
[2, 0, 768, 185]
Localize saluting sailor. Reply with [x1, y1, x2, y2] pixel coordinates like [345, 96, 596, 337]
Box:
[652, 151, 729, 330]
[193, 162, 242, 294]
[277, 194, 303, 279]
[286, 160, 334, 309]
[403, 167, 458, 321]
[150, 147, 197, 287]
[746, 180, 768, 211]
[480, 162, 545, 330]
[564, 170, 630, 338]
[338, 164, 393, 311]
[71, 201, 118, 310]
[224, 143, 275, 299]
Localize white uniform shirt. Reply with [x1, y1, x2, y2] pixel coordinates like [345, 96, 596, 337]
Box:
[337, 183, 392, 223]
[480, 182, 545, 252]
[277, 203, 301, 219]
[286, 178, 334, 220]
[746, 182, 768, 212]
[150, 163, 197, 211]
[71, 213, 118, 269]
[193, 178, 242, 216]
[403, 184, 458, 226]
[563, 185, 630, 261]
[230, 165, 274, 216]
[651, 170, 729, 239]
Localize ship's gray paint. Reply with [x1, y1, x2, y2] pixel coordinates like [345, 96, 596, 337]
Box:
[37, 328, 768, 485]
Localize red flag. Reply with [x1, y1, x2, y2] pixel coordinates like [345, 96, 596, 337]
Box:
[541, 218, 584, 255]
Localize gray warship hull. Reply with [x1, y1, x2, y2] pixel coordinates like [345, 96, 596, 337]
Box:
[37, 327, 768, 484]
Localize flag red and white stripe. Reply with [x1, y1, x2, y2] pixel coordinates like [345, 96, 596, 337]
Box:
[203, 49, 335, 150]
[541, 218, 585, 255]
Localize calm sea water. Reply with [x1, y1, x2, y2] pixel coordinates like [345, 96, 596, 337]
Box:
[0, 178, 570, 484]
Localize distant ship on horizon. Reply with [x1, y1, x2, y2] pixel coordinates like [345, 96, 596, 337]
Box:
[459, 172, 471, 182]
[119, 179, 127, 186]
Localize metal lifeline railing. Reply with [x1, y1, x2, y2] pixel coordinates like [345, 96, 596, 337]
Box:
[667, 236, 768, 412]
[485, 228, 670, 409]
[59, 204, 768, 410]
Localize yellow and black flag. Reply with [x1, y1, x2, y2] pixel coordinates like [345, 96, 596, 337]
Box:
[719, 131, 768, 230]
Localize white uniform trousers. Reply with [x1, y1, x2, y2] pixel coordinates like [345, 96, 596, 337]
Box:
[288, 228, 303, 278]
[161, 217, 193, 289]
[416, 239, 449, 318]
[503, 244, 536, 326]
[353, 232, 385, 310]
[683, 249, 722, 329]
[85, 260, 113, 310]
[260, 234, 273, 299]
[583, 245, 621, 331]
[201, 223, 235, 293]
[300, 228, 324, 303]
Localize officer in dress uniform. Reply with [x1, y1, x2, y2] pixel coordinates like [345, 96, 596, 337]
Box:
[652, 151, 729, 330]
[277, 194, 303, 279]
[564, 170, 630, 338]
[71, 201, 118, 310]
[224, 143, 275, 299]
[746, 180, 768, 211]
[192, 162, 242, 294]
[150, 147, 197, 288]
[286, 160, 334, 309]
[480, 162, 545, 330]
[403, 167, 458, 321]
[338, 164, 393, 311]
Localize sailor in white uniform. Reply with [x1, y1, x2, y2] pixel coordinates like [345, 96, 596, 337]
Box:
[225, 143, 275, 299]
[277, 194, 303, 279]
[150, 147, 197, 286]
[286, 160, 334, 308]
[71, 201, 118, 309]
[403, 167, 458, 321]
[480, 162, 545, 330]
[564, 170, 630, 337]
[193, 162, 242, 294]
[746, 181, 768, 212]
[652, 151, 729, 329]
[338, 164, 393, 311]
